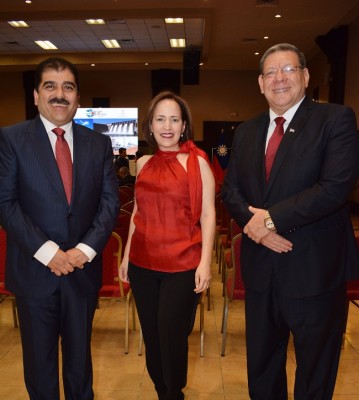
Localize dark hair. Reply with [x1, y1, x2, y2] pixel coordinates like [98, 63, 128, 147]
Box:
[34, 57, 80, 92]
[259, 43, 306, 74]
[142, 91, 193, 150]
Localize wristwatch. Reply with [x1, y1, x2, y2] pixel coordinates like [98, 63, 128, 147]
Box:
[264, 211, 276, 231]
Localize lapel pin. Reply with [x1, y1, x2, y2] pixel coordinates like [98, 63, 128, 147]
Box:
[289, 128, 295, 133]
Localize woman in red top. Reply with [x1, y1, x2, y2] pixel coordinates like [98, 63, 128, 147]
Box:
[120, 91, 215, 400]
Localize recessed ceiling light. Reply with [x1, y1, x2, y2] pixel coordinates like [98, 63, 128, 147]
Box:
[25, 0, 32, 3]
[35, 40, 58, 50]
[264, 36, 269, 39]
[170, 38, 186, 48]
[255, 52, 260, 55]
[101, 39, 121, 49]
[8, 21, 29, 28]
[86, 19, 106, 25]
[275, 14, 282, 18]
[165, 18, 184, 24]
[91, 64, 96, 67]
[145, 62, 149, 66]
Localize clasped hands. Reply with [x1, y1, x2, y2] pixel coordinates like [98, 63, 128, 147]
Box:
[48, 248, 89, 276]
[243, 206, 293, 253]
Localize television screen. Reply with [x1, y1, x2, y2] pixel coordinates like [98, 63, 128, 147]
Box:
[74, 107, 138, 155]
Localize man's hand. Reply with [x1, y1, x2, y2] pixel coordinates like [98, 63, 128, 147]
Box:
[260, 231, 293, 253]
[48, 249, 75, 276]
[66, 248, 88, 269]
[243, 206, 268, 243]
[244, 206, 293, 252]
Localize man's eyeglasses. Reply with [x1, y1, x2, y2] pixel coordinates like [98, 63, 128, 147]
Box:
[262, 65, 304, 79]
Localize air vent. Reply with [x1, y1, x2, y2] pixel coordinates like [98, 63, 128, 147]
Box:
[119, 39, 135, 44]
[242, 38, 258, 44]
[256, 0, 278, 6]
[5, 41, 20, 45]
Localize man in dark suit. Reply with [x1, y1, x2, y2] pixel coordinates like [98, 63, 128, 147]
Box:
[0, 57, 119, 399]
[117, 166, 136, 187]
[222, 43, 359, 399]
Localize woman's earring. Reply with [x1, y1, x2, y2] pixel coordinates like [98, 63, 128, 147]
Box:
[181, 134, 183, 137]
[150, 132, 153, 136]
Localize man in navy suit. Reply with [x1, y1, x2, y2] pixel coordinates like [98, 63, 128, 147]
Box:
[222, 43, 359, 399]
[0, 58, 119, 399]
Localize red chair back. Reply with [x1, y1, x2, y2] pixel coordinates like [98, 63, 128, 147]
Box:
[227, 233, 245, 300]
[0, 228, 6, 283]
[99, 231, 130, 298]
[114, 209, 132, 258]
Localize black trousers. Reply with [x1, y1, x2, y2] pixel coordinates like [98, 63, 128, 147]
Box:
[245, 282, 347, 400]
[16, 278, 98, 400]
[128, 262, 200, 400]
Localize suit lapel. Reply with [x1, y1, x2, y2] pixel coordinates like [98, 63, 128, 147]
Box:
[254, 113, 270, 190]
[72, 123, 91, 203]
[265, 96, 313, 191]
[27, 116, 69, 203]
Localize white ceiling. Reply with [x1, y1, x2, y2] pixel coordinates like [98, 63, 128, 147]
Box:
[0, 0, 358, 71]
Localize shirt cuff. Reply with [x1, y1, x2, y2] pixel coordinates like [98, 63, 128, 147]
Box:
[33, 240, 59, 266]
[76, 243, 97, 262]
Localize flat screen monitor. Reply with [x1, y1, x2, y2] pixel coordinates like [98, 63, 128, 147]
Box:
[74, 107, 138, 155]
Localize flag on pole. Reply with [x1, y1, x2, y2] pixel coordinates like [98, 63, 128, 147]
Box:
[212, 130, 230, 192]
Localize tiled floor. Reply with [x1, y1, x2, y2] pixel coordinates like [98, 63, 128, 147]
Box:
[1, 255, 359, 399]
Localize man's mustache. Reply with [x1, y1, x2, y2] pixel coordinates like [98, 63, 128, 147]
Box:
[49, 98, 70, 105]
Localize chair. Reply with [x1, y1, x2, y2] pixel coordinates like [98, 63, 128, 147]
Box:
[0, 227, 18, 328]
[121, 200, 135, 213]
[220, 218, 242, 289]
[343, 231, 359, 341]
[119, 186, 134, 207]
[114, 209, 132, 259]
[215, 200, 230, 272]
[221, 233, 245, 356]
[99, 231, 137, 353]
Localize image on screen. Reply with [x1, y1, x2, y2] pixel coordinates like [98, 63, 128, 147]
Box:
[74, 108, 138, 155]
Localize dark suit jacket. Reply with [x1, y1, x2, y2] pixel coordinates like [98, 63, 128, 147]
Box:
[0, 115, 119, 298]
[222, 96, 359, 297]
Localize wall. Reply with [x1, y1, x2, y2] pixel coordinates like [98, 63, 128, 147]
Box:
[0, 16, 357, 134]
[345, 15, 359, 121]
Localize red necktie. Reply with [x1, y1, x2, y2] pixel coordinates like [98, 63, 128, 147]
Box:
[52, 128, 72, 204]
[265, 117, 285, 181]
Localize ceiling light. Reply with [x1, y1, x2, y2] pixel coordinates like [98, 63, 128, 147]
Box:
[91, 64, 96, 67]
[264, 36, 269, 39]
[275, 14, 282, 18]
[35, 40, 58, 50]
[101, 39, 121, 49]
[165, 18, 184, 24]
[170, 38, 186, 48]
[255, 52, 259, 55]
[8, 21, 29, 28]
[25, 0, 32, 3]
[86, 19, 106, 25]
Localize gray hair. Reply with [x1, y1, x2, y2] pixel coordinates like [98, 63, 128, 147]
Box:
[259, 43, 306, 74]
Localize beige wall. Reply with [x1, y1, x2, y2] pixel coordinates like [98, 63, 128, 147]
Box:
[0, 16, 357, 135]
[0, 68, 266, 141]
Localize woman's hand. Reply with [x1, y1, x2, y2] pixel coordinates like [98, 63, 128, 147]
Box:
[119, 259, 129, 283]
[194, 263, 212, 293]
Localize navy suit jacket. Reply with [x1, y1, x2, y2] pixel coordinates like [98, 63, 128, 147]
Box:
[0, 115, 119, 298]
[222, 96, 359, 297]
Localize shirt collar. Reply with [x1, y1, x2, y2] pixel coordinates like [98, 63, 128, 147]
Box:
[39, 114, 73, 136]
[269, 96, 305, 126]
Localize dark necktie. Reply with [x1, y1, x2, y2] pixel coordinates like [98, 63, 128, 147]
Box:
[265, 117, 286, 181]
[52, 128, 72, 204]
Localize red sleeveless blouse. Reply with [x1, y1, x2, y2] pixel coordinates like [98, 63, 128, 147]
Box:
[129, 140, 211, 272]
